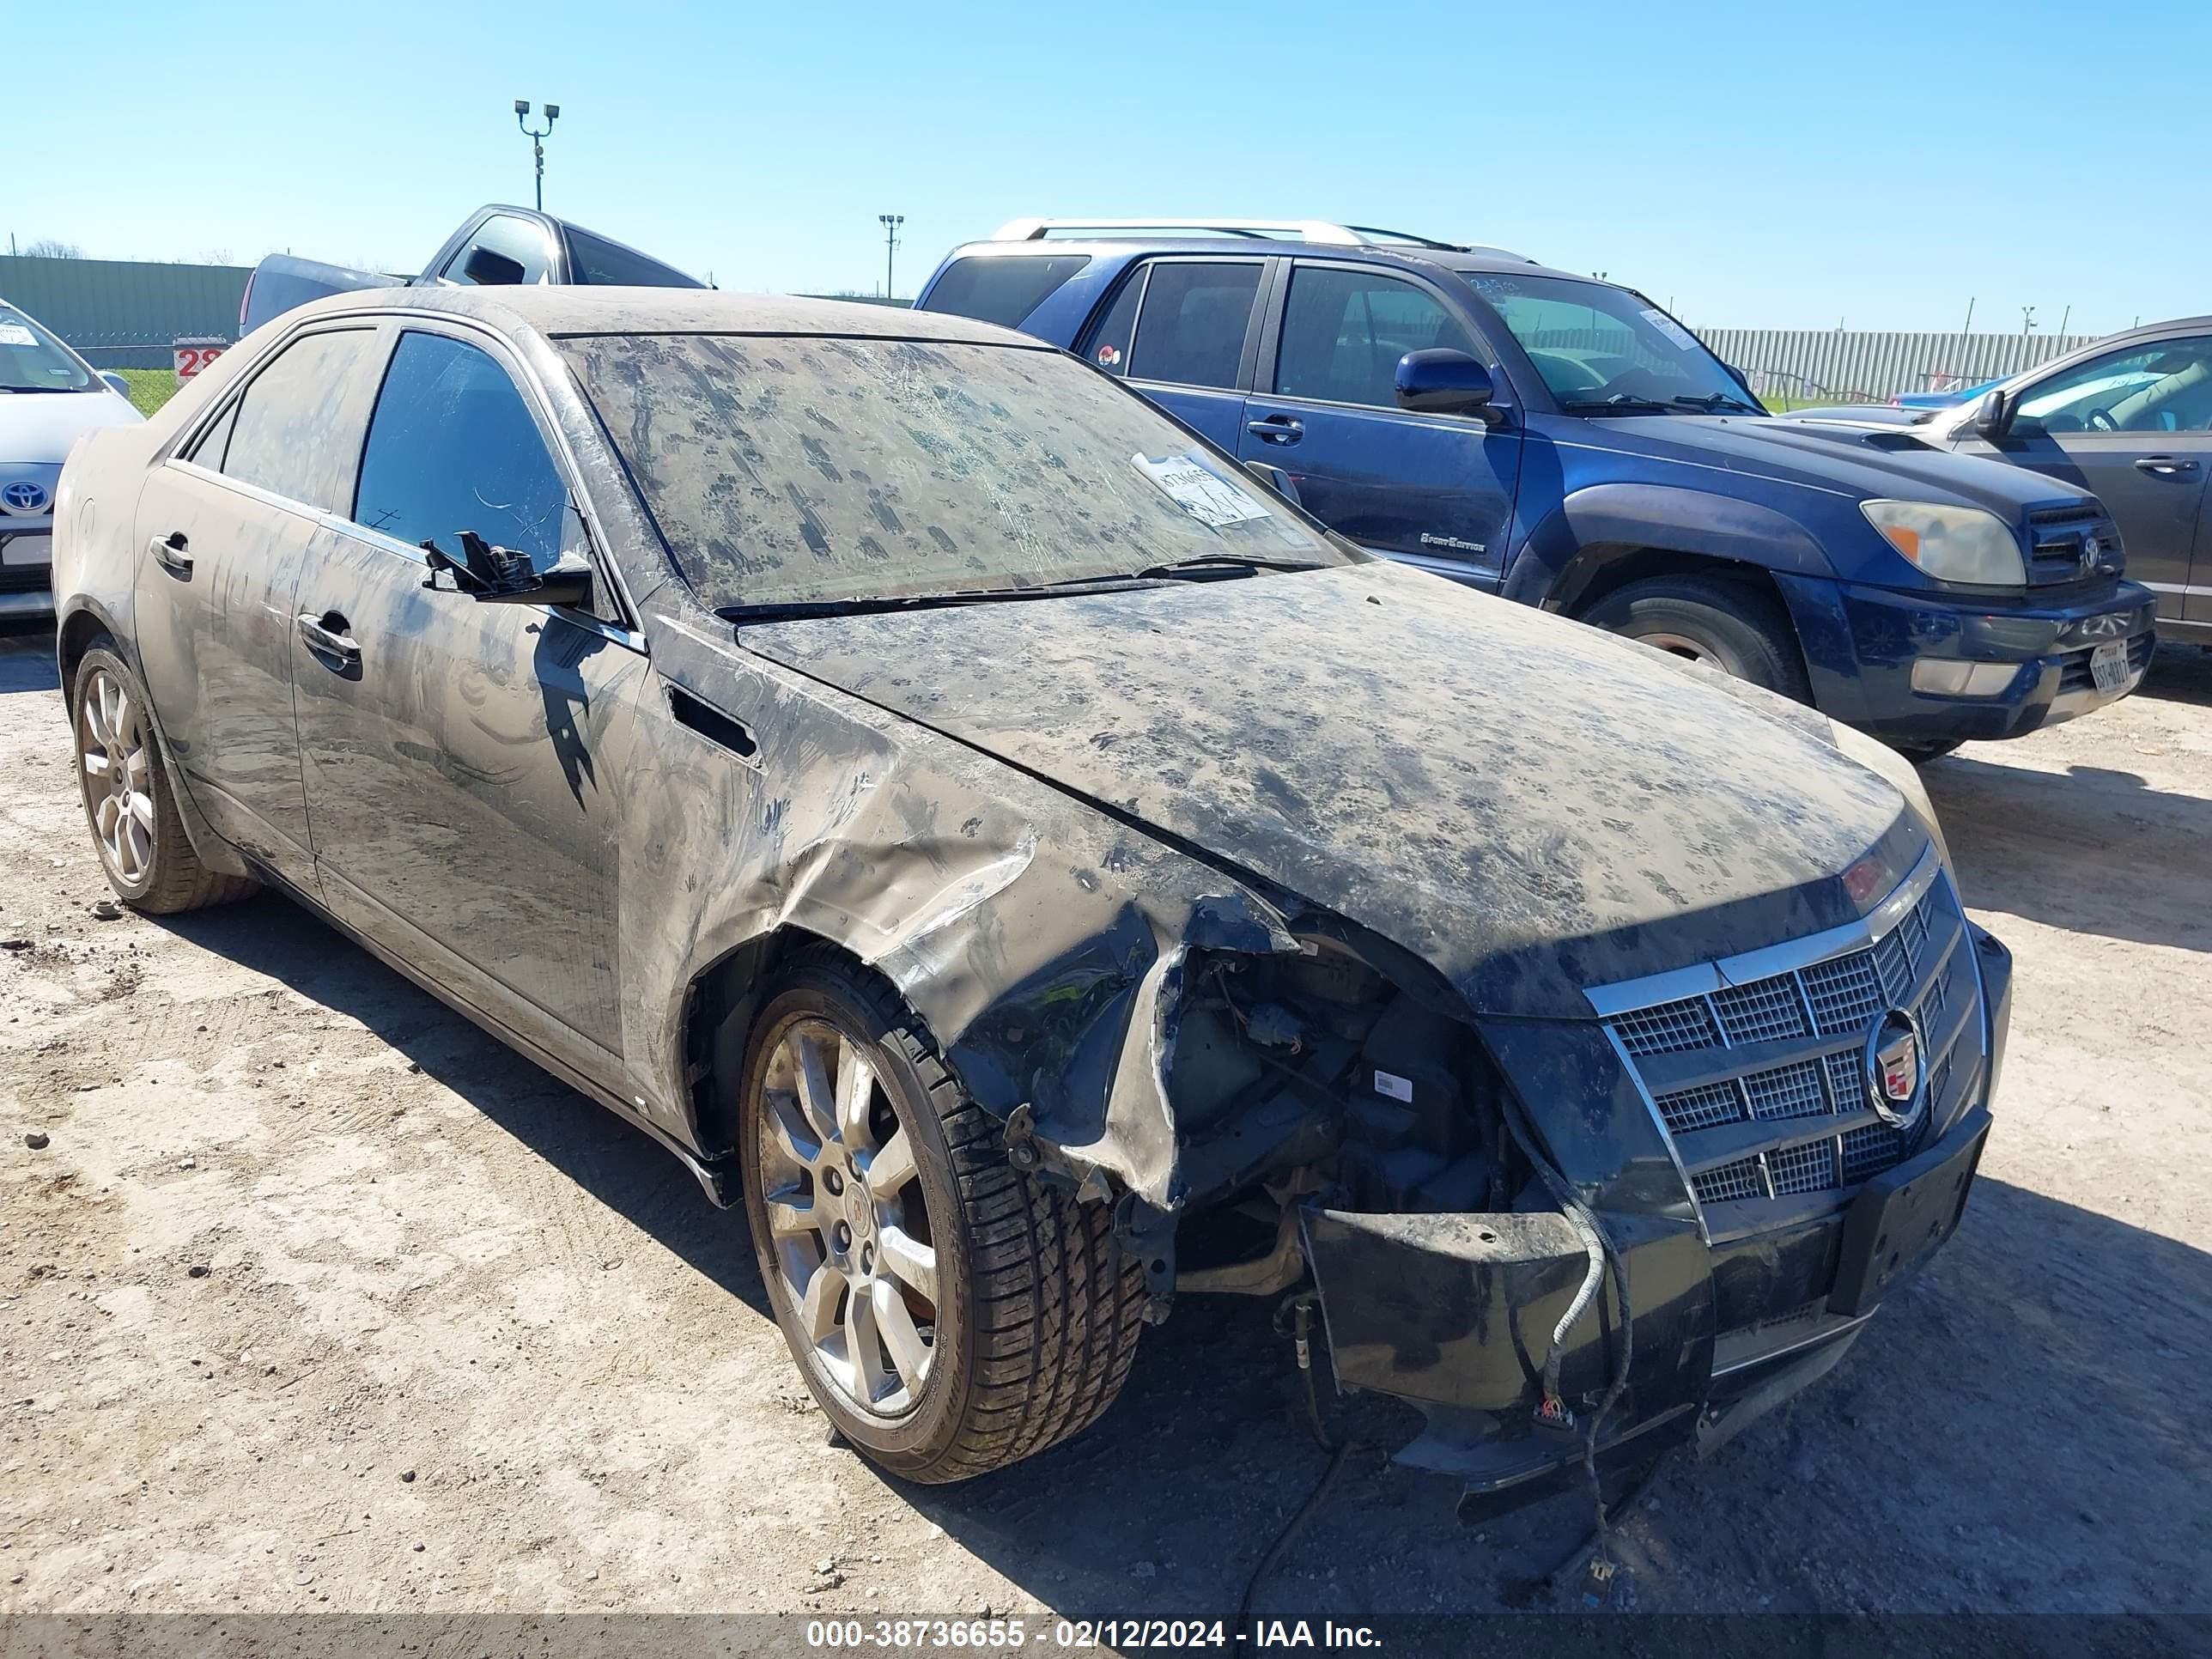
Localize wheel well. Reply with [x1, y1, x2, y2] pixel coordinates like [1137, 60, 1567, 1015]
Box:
[682, 926, 864, 1162]
[56, 609, 113, 693]
[1559, 546, 1793, 623]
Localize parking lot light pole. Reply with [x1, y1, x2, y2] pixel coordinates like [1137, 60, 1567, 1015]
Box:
[515, 100, 560, 212]
[879, 214, 904, 301]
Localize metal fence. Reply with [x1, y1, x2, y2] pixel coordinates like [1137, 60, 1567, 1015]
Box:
[1691, 327, 2100, 407]
[0, 253, 250, 369]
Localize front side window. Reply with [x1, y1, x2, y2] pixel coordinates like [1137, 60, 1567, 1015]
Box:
[921, 255, 1091, 328]
[0, 304, 94, 392]
[1462, 272, 1754, 412]
[563, 225, 703, 289]
[1126, 262, 1261, 390]
[353, 331, 568, 566]
[441, 214, 556, 287]
[559, 332, 1348, 611]
[217, 329, 377, 508]
[1273, 267, 1479, 409]
[2013, 339, 2212, 434]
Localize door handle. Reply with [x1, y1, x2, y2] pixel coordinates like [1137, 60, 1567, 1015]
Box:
[148, 532, 193, 575]
[2134, 456, 2200, 476]
[1246, 416, 1304, 446]
[296, 611, 362, 663]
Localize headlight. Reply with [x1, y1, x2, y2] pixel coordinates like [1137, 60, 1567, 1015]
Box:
[1860, 500, 2025, 586]
[1826, 718, 1952, 872]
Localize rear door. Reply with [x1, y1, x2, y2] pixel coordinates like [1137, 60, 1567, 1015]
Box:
[1083, 258, 1267, 452]
[131, 325, 383, 888]
[1950, 334, 2212, 626]
[292, 321, 645, 1070]
[1237, 261, 1521, 586]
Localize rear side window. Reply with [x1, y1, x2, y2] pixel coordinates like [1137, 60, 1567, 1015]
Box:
[441, 214, 556, 286]
[565, 226, 702, 289]
[920, 255, 1090, 328]
[352, 331, 568, 565]
[1273, 267, 1478, 409]
[1127, 262, 1261, 391]
[216, 329, 376, 508]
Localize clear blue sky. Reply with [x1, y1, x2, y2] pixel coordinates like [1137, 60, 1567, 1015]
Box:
[15, 0, 2205, 334]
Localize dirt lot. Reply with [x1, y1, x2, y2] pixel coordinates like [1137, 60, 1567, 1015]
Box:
[2, 622, 2208, 1635]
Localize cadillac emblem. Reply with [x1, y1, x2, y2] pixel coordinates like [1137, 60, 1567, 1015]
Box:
[1863, 1007, 1928, 1130]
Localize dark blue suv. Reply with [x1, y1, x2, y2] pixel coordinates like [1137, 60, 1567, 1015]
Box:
[916, 222, 2157, 757]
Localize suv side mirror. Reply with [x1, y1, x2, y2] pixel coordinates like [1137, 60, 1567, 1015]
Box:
[1972, 388, 2013, 440]
[100, 372, 133, 398]
[1723, 362, 1753, 392]
[462, 245, 527, 286]
[1395, 349, 1498, 419]
[422, 531, 594, 609]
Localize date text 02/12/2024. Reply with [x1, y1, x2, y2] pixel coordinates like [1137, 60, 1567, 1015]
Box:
[803, 1618, 1383, 1648]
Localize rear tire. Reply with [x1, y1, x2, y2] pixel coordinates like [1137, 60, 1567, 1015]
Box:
[70, 643, 258, 915]
[738, 948, 1144, 1483]
[1583, 574, 1813, 702]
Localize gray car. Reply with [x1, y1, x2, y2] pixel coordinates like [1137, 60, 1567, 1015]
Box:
[52, 286, 2009, 1511]
[1923, 318, 2212, 646]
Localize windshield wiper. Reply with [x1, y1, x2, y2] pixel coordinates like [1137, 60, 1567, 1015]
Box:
[1559, 394, 1674, 415]
[1668, 392, 1760, 414]
[1127, 554, 1326, 580]
[718, 581, 1146, 625]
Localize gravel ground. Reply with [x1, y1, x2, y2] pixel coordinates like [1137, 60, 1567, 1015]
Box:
[2, 621, 2208, 1636]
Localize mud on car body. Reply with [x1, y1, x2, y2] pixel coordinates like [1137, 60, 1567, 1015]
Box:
[52, 286, 2011, 1509]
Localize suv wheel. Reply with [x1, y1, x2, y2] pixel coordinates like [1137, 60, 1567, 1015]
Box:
[737, 951, 1144, 1483]
[70, 643, 258, 914]
[1583, 574, 1813, 702]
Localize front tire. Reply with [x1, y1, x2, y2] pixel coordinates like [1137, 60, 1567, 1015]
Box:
[738, 950, 1144, 1483]
[70, 644, 258, 915]
[1583, 574, 1814, 702]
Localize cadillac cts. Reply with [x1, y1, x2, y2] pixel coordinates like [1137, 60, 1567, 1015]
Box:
[51, 288, 2012, 1510]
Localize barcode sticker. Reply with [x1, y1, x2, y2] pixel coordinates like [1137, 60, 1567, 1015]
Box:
[1373, 1070, 1414, 1103]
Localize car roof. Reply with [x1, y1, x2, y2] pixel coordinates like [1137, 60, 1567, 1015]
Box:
[936, 236, 1601, 288]
[288, 283, 1049, 347]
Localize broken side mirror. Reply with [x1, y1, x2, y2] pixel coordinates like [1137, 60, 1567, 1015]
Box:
[1972, 388, 2013, 441]
[1243, 459, 1302, 507]
[422, 531, 594, 609]
[1395, 349, 1499, 421]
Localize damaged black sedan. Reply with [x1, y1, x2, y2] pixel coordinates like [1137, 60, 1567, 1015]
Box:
[52, 288, 2011, 1506]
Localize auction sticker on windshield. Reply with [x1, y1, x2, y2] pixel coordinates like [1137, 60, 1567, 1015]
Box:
[1133, 453, 1270, 528]
[0, 325, 39, 348]
[1639, 308, 1700, 351]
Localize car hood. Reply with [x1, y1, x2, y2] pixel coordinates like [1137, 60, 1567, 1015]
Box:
[1573, 412, 2081, 516]
[0, 388, 143, 463]
[738, 560, 1925, 1019]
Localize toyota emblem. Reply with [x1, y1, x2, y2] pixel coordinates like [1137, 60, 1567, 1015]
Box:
[1863, 1006, 1928, 1130]
[1, 481, 49, 515]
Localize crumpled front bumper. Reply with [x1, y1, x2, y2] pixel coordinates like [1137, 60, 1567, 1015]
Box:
[1299, 923, 2013, 1520]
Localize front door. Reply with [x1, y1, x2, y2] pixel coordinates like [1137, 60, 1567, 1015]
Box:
[130, 325, 383, 888]
[292, 324, 644, 1065]
[1085, 258, 1267, 453]
[1951, 334, 2212, 625]
[1237, 262, 1521, 587]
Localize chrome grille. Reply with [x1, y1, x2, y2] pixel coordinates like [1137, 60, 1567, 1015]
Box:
[1656, 1079, 1744, 1133]
[1596, 858, 1981, 1223]
[1613, 997, 1717, 1057]
[1746, 1060, 1828, 1121]
[1693, 1158, 1765, 1205]
[1711, 975, 1810, 1044]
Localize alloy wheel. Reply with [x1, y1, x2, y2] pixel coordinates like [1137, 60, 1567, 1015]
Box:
[1638, 629, 1721, 665]
[79, 667, 156, 887]
[756, 1016, 942, 1419]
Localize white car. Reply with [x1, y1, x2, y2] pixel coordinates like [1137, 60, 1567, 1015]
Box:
[2, 300, 143, 620]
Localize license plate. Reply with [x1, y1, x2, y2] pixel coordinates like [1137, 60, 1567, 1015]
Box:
[0, 532, 51, 568]
[1828, 1109, 1990, 1316]
[2089, 638, 2131, 694]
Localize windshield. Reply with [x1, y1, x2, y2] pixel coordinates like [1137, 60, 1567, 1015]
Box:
[1460, 273, 1757, 413]
[559, 333, 1348, 610]
[0, 305, 96, 392]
